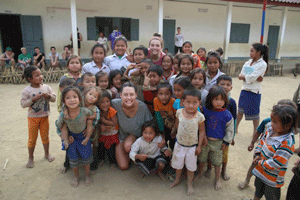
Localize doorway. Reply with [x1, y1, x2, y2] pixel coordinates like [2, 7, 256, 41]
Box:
[163, 19, 176, 55]
[0, 14, 23, 61]
[267, 25, 280, 60]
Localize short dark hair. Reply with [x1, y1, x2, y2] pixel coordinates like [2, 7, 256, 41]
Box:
[59, 77, 76, 88]
[140, 58, 154, 67]
[173, 76, 192, 89]
[100, 89, 112, 101]
[114, 36, 127, 48]
[50, 46, 56, 50]
[141, 119, 160, 136]
[23, 66, 38, 82]
[95, 72, 109, 86]
[190, 68, 206, 85]
[272, 104, 298, 133]
[120, 81, 137, 93]
[197, 47, 206, 54]
[82, 72, 95, 82]
[34, 47, 40, 50]
[148, 64, 163, 76]
[205, 86, 228, 110]
[157, 83, 172, 94]
[133, 46, 148, 57]
[217, 75, 232, 85]
[182, 87, 201, 101]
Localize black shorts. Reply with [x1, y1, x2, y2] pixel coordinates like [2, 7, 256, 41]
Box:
[136, 155, 167, 176]
[254, 177, 280, 200]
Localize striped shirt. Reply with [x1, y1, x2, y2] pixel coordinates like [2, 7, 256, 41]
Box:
[253, 122, 295, 188]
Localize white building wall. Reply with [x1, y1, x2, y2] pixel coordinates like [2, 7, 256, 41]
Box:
[0, 0, 299, 59]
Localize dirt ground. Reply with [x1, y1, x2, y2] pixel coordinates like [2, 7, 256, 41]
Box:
[0, 74, 299, 200]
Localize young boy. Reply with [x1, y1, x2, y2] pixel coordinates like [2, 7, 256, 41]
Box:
[143, 65, 164, 115]
[170, 88, 206, 196]
[123, 46, 148, 79]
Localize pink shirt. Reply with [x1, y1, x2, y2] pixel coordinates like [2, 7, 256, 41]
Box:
[148, 50, 165, 66]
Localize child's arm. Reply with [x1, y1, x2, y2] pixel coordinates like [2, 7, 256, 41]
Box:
[243, 64, 267, 84]
[21, 89, 42, 108]
[222, 118, 234, 149]
[248, 131, 261, 151]
[82, 120, 93, 145]
[196, 121, 206, 155]
[100, 115, 117, 127]
[171, 117, 179, 139]
[123, 64, 136, 80]
[129, 138, 146, 162]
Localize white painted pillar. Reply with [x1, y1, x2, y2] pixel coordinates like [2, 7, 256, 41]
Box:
[158, 0, 163, 35]
[277, 7, 288, 60]
[70, 0, 78, 55]
[223, 2, 233, 61]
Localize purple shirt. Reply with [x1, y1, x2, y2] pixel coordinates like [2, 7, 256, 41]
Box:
[109, 30, 122, 49]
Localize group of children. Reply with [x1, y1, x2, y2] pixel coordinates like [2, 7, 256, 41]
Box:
[20, 38, 300, 199]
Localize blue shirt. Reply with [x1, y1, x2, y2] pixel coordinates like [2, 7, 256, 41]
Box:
[203, 106, 233, 140]
[109, 30, 122, 49]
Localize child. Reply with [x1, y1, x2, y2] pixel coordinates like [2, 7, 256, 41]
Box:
[143, 64, 164, 115]
[252, 104, 297, 200]
[96, 71, 112, 97]
[82, 44, 109, 75]
[81, 72, 96, 89]
[182, 41, 201, 69]
[216, 47, 224, 57]
[190, 68, 208, 106]
[104, 36, 131, 71]
[161, 54, 175, 83]
[154, 83, 176, 150]
[123, 46, 148, 79]
[95, 90, 119, 168]
[236, 43, 268, 136]
[172, 76, 192, 110]
[196, 47, 206, 70]
[130, 119, 172, 180]
[204, 51, 225, 92]
[173, 53, 182, 74]
[238, 99, 297, 190]
[62, 45, 71, 61]
[21, 66, 56, 168]
[57, 55, 83, 112]
[196, 86, 234, 190]
[57, 86, 94, 187]
[169, 54, 194, 86]
[170, 87, 206, 196]
[49, 46, 59, 70]
[286, 158, 300, 200]
[109, 69, 122, 99]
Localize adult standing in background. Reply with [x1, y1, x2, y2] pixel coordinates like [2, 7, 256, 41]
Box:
[174, 27, 184, 54]
[97, 32, 109, 53]
[109, 26, 122, 53]
[70, 28, 83, 56]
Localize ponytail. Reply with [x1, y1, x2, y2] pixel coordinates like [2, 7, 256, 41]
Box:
[252, 43, 269, 73]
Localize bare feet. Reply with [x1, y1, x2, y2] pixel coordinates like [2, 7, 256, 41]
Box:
[215, 179, 222, 190]
[70, 177, 79, 187]
[85, 176, 93, 186]
[221, 172, 230, 181]
[156, 172, 167, 182]
[238, 180, 250, 189]
[170, 180, 181, 189]
[60, 166, 68, 174]
[204, 169, 211, 178]
[187, 182, 195, 196]
[26, 158, 34, 168]
[45, 154, 55, 162]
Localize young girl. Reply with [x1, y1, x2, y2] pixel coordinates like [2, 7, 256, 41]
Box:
[252, 104, 297, 200]
[204, 51, 225, 92]
[169, 54, 194, 86]
[130, 119, 172, 180]
[57, 86, 94, 187]
[195, 86, 234, 190]
[172, 76, 193, 110]
[197, 47, 206, 70]
[104, 36, 131, 71]
[109, 69, 122, 99]
[161, 54, 175, 83]
[82, 44, 109, 75]
[97, 32, 108, 52]
[182, 41, 201, 69]
[96, 71, 112, 94]
[21, 66, 56, 168]
[57, 55, 83, 112]
[236, 43, 268, 136]
[95, 90, 119, 168]
[190, 68, 208, 105]
[173, 53, 182, 74]
[170, 87, 206, 196]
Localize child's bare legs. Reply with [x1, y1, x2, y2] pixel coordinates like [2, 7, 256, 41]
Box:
[170, 169, 183, 188]
[43, 143, 55, 162]
[83, 164, 93, 186]
[214, 165, 222, 190]
[205, 157, 212, 178]
[236, 112, 244, 133]
[71, 167, 80, 187]
[221, 162, 230, 180]
[194, 161, 206, 181]
[239, 163, 255, 189]
[60, 123, 69, 172]
[187, 170, 195, 196]
[27, 147, 35, 168]
[253, 119, 260, 137]
[156, 162, 166, 181]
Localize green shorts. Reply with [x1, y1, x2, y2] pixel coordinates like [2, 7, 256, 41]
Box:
[198, 139, 223, 166]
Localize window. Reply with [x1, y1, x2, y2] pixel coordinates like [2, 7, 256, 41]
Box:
[87, 17, 139, 41]
[230, 23, 250, 43]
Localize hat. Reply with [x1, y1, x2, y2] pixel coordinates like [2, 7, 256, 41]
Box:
[21, 47, 27, 51]
[5, 47, 12, 51]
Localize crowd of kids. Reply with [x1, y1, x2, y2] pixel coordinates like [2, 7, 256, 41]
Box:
[20, 36, 300, 199]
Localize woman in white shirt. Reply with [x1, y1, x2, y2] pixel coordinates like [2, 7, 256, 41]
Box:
[97, 32, 109, 53]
